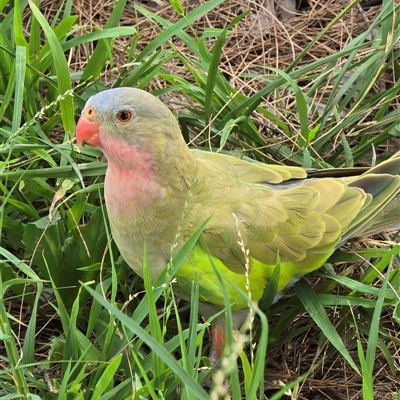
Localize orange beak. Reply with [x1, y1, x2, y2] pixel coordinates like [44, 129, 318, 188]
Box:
[75, 108, 101, 148]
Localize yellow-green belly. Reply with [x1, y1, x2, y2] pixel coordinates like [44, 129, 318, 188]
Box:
[173, 244, 308, 310]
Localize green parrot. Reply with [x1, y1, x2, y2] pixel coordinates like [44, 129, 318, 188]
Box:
[75, 87, 400, 358]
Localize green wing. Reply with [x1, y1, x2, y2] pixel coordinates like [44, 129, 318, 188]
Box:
[191, 149, 307, 183]
[186, 151, 400, 295]
[172, 152, 399, 310]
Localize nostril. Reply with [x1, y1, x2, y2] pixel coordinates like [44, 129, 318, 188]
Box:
[85, 107, 96, 120]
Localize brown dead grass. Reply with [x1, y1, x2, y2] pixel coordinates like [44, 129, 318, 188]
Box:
[6, 0, 399, 398]
[66, 0, 399, 160]
[264, 304, 400, 399]
[29, 0, 395, 89]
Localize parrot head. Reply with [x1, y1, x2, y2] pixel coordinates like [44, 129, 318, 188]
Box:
[76, 88, 182, 160]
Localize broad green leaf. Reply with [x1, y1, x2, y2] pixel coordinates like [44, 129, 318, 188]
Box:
[23, 213, 64, 280]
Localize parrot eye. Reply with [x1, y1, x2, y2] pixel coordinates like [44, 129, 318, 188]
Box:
[116, 110, 132, 122]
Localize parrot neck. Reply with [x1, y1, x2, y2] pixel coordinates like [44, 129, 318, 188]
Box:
[99, 131, 201, 278]
[101, 132, 198, 215]
[103, 145, 165, 214]
[100, 131, 153, 172]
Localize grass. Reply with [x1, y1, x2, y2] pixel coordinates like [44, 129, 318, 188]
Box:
[1, 0, 399, 398]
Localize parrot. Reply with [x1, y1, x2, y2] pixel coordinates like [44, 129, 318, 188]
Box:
[75, 87, 400, 360]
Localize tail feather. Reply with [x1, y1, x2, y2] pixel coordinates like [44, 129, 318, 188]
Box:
[362, 151, 400, 175]
[339, 152, 400, 242]
[358, 194, 400, 237]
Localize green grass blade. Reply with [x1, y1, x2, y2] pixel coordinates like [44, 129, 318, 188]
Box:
[80, 0, 128, 82]
[294, 279, 361, 374]
[11, 46, 26, 133]
[142, 243, 165, 390]
[91, 354, 122, 400]
[204, 29, 227, 136]
[135, 0, 226, 62]
[363, 256, 392, 399]
[28, 0, 74, 136]
[84, 284, 209, 400]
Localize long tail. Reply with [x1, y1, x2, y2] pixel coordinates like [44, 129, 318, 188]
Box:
[340, 152, 400, 243]
[359, 194, 400, 237]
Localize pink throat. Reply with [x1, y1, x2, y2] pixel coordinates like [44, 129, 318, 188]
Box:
[100, 132, 164, 213]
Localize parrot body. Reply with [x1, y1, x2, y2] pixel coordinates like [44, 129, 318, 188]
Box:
[76, 87, 400, 357]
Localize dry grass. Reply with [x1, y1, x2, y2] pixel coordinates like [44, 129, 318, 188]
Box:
[66, 0, 399, 159]
[10, 0, 399, 398]
[265, 306, 400, 399]
[66, 0, 388, 83]
[29, 0, 395, 87]
[24, 0, 399, 157]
